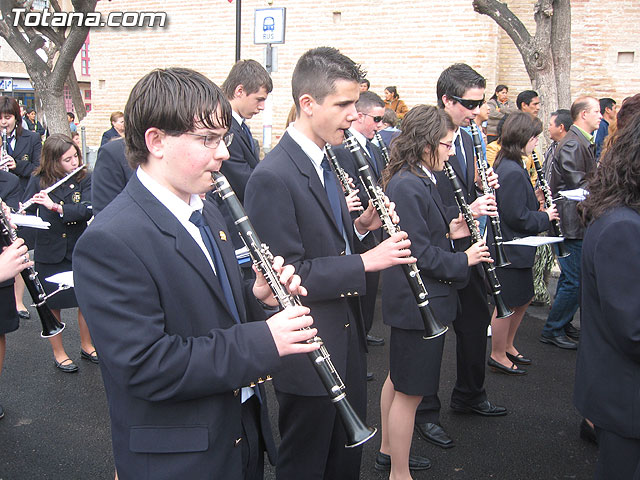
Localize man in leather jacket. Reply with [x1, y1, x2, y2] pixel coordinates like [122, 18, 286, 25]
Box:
[540, 96, 601, 349]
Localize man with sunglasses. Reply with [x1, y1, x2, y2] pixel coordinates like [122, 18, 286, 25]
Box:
[414, 63, 506, 452]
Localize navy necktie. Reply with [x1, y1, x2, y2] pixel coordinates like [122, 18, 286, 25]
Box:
[365, 141, 380, 179]
[241, 122, 256, 155]
[189, 210, 241, 325]
[6, 135, 14, 156]
[320, 158, 345, 237]
[455, 136, 467, 183]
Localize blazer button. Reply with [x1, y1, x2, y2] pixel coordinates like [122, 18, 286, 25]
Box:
[344, 323, 350, 329]
[340, 251, 346, 256]
[62, 233, 67, 238]
[340, 294, 345, 298]
[445, 233, 450, 239]
[60, 201, 64, 205]
[233, 389, 240, 397]
[234, 437, 242, 447]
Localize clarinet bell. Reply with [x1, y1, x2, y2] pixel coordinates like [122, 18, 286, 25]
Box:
[421, 304, 448, 340]
[39, 308, 65, 338]
[494, 294, 513, 319]
[335, 397, 377, 448]
[493, 242, 511, 268]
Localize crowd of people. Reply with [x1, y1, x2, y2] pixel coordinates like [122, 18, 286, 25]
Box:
[0, 47, 638, 480]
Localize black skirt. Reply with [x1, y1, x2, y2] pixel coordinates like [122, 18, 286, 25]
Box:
[495, 266, 534, 308]
[389, 327, 446, 397]
[0, 284, 19, 335]
[35, 259, 77, 310]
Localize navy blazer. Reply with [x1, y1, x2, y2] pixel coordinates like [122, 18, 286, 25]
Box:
[574, 206, 640, 439]
[491, 157, 550, 268]
[8, 129, 41, 190]
[23, 173, 92, 264]
[92, 137, 133, 216]
[73, 174, 280, 479]
[383, 168, 469, 329]
[220, 117, 260, 204]
[245, 132, 368, 396]
[100, 126, 121, 147]
[0, 170, 22, 210]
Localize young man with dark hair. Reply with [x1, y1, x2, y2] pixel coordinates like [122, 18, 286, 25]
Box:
[414, 63, 506, 451]
[543, 109, 572, 183]
[595, 97, 617, 160]
[73, 67, 318, 480]
[67, 112, 77, 133]
[517, 90, 541, 118]
[245, 47, 414, 480]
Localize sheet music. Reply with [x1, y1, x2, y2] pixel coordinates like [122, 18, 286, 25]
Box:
[558, 188, 588, 201]
[45, 271, 74, 287]
[504, 236, 565, 247]
[10, 214, 50, 229]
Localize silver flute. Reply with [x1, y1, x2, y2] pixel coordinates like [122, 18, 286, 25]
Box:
[16, 164, 86, 214]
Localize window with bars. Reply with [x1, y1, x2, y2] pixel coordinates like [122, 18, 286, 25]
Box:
[81, 34, 90, 76]
[63, 85, 73, 112]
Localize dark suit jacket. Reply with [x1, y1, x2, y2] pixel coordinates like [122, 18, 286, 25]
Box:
[550, 125, 596, 239]
[8, 129, 42, 190]
[245, 132, 368, 397]
[22, 173, 92, 264]
[92, 138, 133, 216]
[73, 174, 280, 480]
[383, 168, 469, 329]
[491, 158, 550, 268]
[100, 126, 121, 147]
[574, 206, 640, 439]
[0, 170, 22, 210]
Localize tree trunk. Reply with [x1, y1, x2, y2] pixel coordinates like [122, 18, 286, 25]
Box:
[38, 86, 71, 136]
[67, 69, 87, 121]
[551, 0, 572, 108]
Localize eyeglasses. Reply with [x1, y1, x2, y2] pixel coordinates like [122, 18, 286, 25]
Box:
[363, 113, 383, 123]
[449, 95, 485, 111]
[439, 141, 454, 151]
[182, 132, 234, 149]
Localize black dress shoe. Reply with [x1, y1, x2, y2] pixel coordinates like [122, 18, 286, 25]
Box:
[374, 451, 431, 471]
[80, 349, 99, 364]
[564, 323, 581, 340]
[17, 310, 30, 319]
[487, 357, 527, 375]
[506, 352, 532, 365]
[414, 422, 454, 449]
[580, 418, 598, 445]
[366, 372, 374, 381]
[539, 334, 577, 350]
[451, 399, 507, 417]
[54, 358, 79, 373]
[366, 334, 385, 346]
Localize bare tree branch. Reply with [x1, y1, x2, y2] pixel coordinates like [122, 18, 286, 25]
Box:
[472, 0, 532, 53]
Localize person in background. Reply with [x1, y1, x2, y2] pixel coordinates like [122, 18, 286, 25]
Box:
[384, 86, 409, 120]
[594, 98, 617, 161]
[359, 78, 370, 92]
[67, 112, 77, 133]
[23, 108, 45, 139]
[574, 111, 640, 480]
[71, 132, 81, 150]
[377, 108, 401, 148]
[100, 111, 125, 146]
[486, 85, 515, 143]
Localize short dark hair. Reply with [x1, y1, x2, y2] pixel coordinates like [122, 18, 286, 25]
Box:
[550, 109, 572, 132]
[570, 96, 597, 121]
[67, 112, 75, 120]
[382, 108, 398, 127]
[356, 91, 384, 113]
[436, 64, 486, 108]
[292, 47, 364, 115]
[222, 59, 273, 100]
[599, 97, 616, 114]
[495, 111, 542, 168]
[26, 107, 36, 115]
[124, 67, 232, 169]
[0, 96, 23, 136]
[359, 78, 370, 89]
[516, 90, 539, 110]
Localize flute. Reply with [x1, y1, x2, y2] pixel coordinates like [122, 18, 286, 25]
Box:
[211, 171, 376, 448]
[532, 151, 569, 258]
[443, 162, 513, 319]
[469, 121, 510, 267]
[0, 198, 65, 337]
[374, 131, 390, 167]
[343, 130, 447, 339]
[16, 164, 86, 214]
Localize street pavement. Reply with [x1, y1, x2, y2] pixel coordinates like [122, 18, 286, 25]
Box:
[0, 283, 597, 479]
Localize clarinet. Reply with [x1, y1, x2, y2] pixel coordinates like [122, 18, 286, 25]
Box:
[532, 151, 569, 258]
[0, 129, 7, 172]
[343, 130, 447, 339]
[374, 131, 390, 167]
[469, 121, 510, 267]
[0, 198, 65, 337]
[324, 144, 358, 198]
[16, 164, 86, 214]
[211, 171, 376, 448]
[443, 163, 514, 319]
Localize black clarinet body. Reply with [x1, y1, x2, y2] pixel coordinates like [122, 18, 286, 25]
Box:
[469, 121, 510, 267]
[211, 171, 376, 448]
[324, 143, 358, 197]
[532, 152, 569, 258]
[0, 198, 65, 337]
[443, 163, 514, 319]
[342, 130, 447, 339]
[373, 131, 390, 168]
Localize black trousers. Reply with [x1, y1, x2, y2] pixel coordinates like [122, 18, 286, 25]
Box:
[275, 326, 367, 480]
[241, 395, 265, 480]
[595, 427, 640, 480]
[361, 270, 380, 334]
[416, 268, 490, 424]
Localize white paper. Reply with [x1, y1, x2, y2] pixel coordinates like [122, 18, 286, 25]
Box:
[504, 236, 565, 247]
[45, 271, 74, 287]
[558, 188, 588, 201]
[11, 213, 50, 229]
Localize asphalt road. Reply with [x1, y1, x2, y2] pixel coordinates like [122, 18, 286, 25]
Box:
[0, 282, 597, 479]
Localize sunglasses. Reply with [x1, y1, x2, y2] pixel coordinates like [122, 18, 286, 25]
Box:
[449, 95, 485, 111]
[363, 113, 383, 123]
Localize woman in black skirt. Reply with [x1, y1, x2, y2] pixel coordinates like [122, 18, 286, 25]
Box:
[488, 112, 558, 375]
[22, 134, 95, 373]
[378, 106, 493, 478]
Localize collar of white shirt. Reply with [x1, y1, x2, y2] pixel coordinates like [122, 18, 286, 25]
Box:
[286, 124, 326, 185]
[419, 164, 437, 185]
[232, 109, 245, 127]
